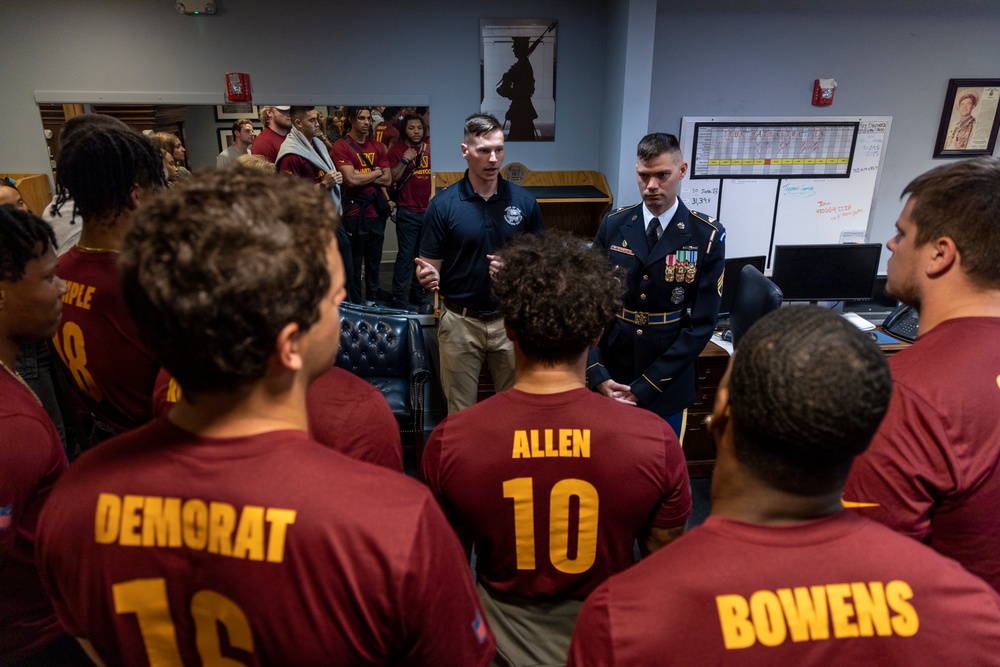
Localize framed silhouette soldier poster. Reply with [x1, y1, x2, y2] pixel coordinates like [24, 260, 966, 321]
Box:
[481, 19, 558, 142]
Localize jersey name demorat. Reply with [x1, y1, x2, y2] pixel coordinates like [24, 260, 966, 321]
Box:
[512, 429, 591, 459]
[716, 580, 919, 649]
[94, 493, 297, 563]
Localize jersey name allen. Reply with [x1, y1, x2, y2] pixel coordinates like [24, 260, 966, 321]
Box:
[512, 429, 590, 459]
[94, 493, 296, 563]
[716, 580, 918, 649]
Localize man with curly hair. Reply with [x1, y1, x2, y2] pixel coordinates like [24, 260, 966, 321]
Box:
[35, 170, 495, 667]
[422, 231, 691, 667]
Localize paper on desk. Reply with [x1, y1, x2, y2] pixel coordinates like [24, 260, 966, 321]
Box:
[841, 312, 875, 331]
[710, 333, 734, 356]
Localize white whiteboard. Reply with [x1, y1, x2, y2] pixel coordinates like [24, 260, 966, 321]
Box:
[679, 116, 891, 269]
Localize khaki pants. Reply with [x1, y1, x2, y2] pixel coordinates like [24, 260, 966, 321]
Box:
[438, 310, 515, 413]
[477, 582, 582, 667]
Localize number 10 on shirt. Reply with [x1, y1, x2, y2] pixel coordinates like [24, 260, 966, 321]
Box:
[503, 477, 599, 574]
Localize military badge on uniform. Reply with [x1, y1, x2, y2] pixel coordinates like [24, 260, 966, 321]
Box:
[671, 286, 685, 304]
[665, 247, 699, 283]
[610, 245, 634, 256]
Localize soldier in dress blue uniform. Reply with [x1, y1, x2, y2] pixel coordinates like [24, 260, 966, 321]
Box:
[587, 133, 725, 437]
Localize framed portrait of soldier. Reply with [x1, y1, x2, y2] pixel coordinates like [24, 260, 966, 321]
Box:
[481, 18, 558, 142]
[933, 79, 1000, 158]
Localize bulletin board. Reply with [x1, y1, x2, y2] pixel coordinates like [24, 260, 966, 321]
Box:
[679, 116, 891, 268]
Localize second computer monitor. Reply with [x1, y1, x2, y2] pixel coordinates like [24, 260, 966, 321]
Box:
[770, 243, 882, 302]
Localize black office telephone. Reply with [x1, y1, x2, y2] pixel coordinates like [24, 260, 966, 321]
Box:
[882, 303, 919, 343]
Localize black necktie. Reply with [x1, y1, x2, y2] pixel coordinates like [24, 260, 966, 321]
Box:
[646, 218, 661, 250]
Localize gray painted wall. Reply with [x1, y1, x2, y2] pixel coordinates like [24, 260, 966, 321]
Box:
[2, 0, 998, 265]
[649, 0, 1000, 270]
[0, 0, 609, 177]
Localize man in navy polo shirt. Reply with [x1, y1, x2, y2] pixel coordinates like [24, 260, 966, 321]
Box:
[416, 113, 543, 413]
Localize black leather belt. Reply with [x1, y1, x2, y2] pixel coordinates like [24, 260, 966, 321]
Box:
[618, 308, 683, 326]
[444, 300, 502, 322]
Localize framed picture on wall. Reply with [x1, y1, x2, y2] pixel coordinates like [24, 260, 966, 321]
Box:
[215, 104, 259, 122]
[218, 129, 234, 153]
[481, 19, 558, 142]
[933, 79, 1000, 157]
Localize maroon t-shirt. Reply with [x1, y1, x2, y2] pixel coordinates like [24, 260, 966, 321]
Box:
[422, 388, 691, 601]
[36, 419, 494, 666]
[373, 121, 400, 150]
[0, 371, 68, 663]
[332, 135, 390, 218]
[53, 248, 158, 432]
[278, 152, 329, 184]
[387, 140, 431, 212]
[569, 512, 1000, 666]
[151, 367, 403, 472]
[249, 126, 286, 163]
[843, 317, 1000, 591]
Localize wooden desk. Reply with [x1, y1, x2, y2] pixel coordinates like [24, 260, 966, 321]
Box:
[432, 163, 612, 238]
[684, 329, 910, 478]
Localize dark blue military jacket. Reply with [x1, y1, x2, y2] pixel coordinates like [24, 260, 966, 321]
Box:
[586, 200, 725, 417]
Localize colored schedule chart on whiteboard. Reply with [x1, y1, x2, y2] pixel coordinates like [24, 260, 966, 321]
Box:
[691, 122, 859, 179]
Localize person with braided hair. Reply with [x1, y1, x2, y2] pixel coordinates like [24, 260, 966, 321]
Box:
[50, 120, 166, 444]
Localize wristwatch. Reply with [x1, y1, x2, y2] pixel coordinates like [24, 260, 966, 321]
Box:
[400, 157, 410, 164]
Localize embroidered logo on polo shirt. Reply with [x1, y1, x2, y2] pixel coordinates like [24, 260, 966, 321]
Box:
[504, 206, 524, 226]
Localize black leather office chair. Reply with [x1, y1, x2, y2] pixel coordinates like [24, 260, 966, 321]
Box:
[729, 265, 784, 347]
[335, 303, 431, 463]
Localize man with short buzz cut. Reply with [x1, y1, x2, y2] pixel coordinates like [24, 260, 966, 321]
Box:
[216, 118, 255, 168]
[0, 207, 92, 666]
[569, 306, 1000, 666]
[250, 105, 292, 163]
[843, 157, 1000, 592]
[35, 170, 495, 666]
[416, 113, 543, 413]
[276, 106, 343, 206]
[588, 132, 724, 439]
[422, 231, 691, 667]
[333, 106, 392, 304]
[50, 120, 166, 444]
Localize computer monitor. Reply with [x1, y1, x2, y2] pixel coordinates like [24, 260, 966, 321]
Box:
[720, 256, 766, 316]
[770, 243, 882, 302]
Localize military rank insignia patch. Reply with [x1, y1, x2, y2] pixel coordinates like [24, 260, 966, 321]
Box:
[666, 247, 699, 283]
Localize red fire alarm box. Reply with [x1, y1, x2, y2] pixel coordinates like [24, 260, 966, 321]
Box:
[812, 78, 836, 106]
[225, 73, 252, 103]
